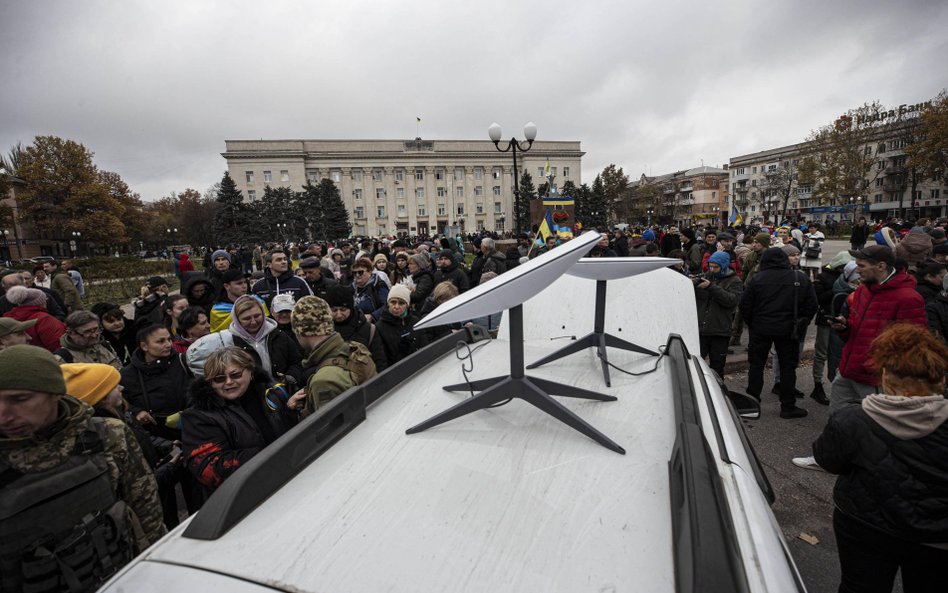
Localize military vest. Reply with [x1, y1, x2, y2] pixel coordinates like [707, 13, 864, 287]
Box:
[0, 417, 132, 593]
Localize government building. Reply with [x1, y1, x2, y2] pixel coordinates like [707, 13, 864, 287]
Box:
[221, 138, 584, 237]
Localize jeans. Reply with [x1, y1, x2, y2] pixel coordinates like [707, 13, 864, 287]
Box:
[834, 509, 948, 593]
[812, 324, 832, 383]
[700, 335, 729, 378]
[747, 333, 800, 408]
[829, 375, 876, 414]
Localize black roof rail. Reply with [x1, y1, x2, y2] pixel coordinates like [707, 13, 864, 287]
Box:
[183, 325, 491, 541]
[665, 334, 750, 593]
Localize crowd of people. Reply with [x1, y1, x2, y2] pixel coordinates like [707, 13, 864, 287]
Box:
[2, 216, 947, 592]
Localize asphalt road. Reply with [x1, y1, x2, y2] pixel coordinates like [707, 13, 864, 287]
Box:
[724, 238, 903, 593]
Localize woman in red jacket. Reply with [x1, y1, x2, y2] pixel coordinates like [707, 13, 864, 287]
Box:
[2, 285, 66, 352]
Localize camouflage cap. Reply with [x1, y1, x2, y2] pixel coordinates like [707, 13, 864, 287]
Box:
[292, 296, 334, 337]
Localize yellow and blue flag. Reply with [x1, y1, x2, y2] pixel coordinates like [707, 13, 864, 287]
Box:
[535, 208, 555, 247]
[729, 205, 743, 226]
[544, 158, 551, 178]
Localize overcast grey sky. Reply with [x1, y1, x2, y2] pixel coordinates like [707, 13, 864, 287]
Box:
[2, 0, 946, 201]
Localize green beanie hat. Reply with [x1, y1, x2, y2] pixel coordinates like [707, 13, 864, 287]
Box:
[0, 345, 67, 395]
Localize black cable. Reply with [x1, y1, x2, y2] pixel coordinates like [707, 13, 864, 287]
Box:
[454, 339, 512, 407]
[597, 344, 667, 377]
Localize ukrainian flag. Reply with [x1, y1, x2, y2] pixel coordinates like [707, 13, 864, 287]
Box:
[543, 196, 575, 206]
[535, 208, 555, 247]
[729, 205, 743, 226]
[544, 158, 551, 177]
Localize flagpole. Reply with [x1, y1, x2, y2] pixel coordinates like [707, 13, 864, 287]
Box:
[526, 224, 543, 258]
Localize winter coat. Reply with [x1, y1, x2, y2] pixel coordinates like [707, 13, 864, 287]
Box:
[178, 253, 195, 275]
[0, 287, 66, 321]
[434, 260, 470, 293]
[480, 250, 507, 276]
[0, 397, 166, 549]
[228, 317, 303, 383]
[813, 265, 844, 326]
[850, 223, 871, 245]
[335, 308, 388, 371]
[615, 234, 630, 257]
[895, 231, 933, 269]
[837, 272, 927, 386]
[182, 273, 217, 314]
[694, 269, 742, 337]
[120, 349, 192, 439]
[2, 305, 66, 352]
[182, 372, 296, 493]
[376, 306, 429, 366]
[54, 333, 122, 368]
[739, 248, 818, 338]
[133, 292, 166, 329]
[304, 274, 338, 302]
[469, 253, 486, 288]
[915, 279, 941, 304]
[102, 318, 138, 366]
[352, 275, 389, 320]
[813, 394, 948, 544]
[49, 269, 83, 311]
[300, 332, 356, 416]
[660, 234, 681, 256]
[409, 269, 435, 307]
[685, 242, 704, 274]
[251, 268, 313, 308]
[927, 294, 948, 340]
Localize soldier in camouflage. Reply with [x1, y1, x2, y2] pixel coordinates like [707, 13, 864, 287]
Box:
[287, 296, 356, 417]
[0, 345, 166, 593]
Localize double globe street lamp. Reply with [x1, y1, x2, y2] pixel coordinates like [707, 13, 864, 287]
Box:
[488, 122, 537, 235]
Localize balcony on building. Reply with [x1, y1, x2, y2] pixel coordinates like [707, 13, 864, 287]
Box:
[883, 179, 906, 192]
[884, 165, 907, 176]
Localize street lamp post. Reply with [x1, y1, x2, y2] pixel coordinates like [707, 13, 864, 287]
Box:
[1, 229, 10, 265]
[276, 223, 288, 242]
[70, 231, 81, 257]
[488, 122, 537, 235]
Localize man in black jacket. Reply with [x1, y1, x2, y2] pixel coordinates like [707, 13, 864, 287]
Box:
[434, 250, 470, 293]
[251, 250, 313, 308]
[299, 257, 338, 301]
[740, 248, 817, 418]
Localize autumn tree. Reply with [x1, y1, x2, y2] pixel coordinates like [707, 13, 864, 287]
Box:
[756, 160, 800, 222]
[515, 172, 536, 232]
[798, 102, 886, 209]
[905, 90, 948, 194]
[16, 136, 130, 244]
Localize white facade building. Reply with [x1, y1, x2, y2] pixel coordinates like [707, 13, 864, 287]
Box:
[222, 138, 583, 236]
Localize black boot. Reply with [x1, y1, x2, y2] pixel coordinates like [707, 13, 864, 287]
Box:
[810, 383, 830, 405]
[780, 406, 808, 419]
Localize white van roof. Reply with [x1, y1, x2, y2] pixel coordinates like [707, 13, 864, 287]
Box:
[102, 269, 802, 593]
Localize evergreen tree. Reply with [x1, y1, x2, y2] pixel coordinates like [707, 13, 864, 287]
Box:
[260, 185, 300, 243]
[589, 174, 608, 228]
[319, 179, 351, 241]
[516, 171, 537, 233]
[213, 171, 247, 244]
[295, 180, 324, 241]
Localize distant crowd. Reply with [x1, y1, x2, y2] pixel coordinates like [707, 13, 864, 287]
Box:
[2, 215, 948, 592]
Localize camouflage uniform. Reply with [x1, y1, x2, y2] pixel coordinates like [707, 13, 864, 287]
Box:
[301, 333, 354, 416]
[292, 296, 355, 417]
[53, 333, 122, 368]
[0, 396, 167, 548]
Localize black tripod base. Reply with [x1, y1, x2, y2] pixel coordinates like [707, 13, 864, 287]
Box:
[407, 375, 625, 454]
[526, 331, 657, 387]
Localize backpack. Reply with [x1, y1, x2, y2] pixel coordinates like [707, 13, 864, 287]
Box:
[318, 340, 378, 386]
[0, 417, 133, 593]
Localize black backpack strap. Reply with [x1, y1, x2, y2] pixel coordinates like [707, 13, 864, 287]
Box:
[54, 348, 74, 363]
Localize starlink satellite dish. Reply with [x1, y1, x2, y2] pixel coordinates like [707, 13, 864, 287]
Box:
[414, 230, 602, 330]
